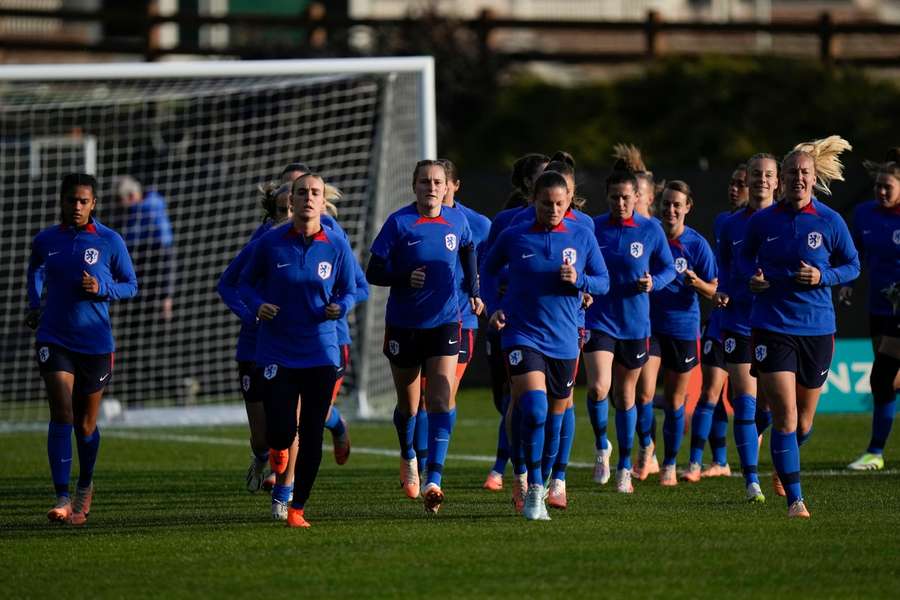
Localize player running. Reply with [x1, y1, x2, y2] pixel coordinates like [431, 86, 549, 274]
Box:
[27, 173, 138, 525]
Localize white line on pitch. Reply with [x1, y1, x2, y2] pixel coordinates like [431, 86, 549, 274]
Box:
[101, 431, 900, 477]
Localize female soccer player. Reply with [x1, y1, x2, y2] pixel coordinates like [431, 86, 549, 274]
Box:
[844, 152, 900, 471]
[583, 166, 675, 493]
[239, 172, 357, 528]
[366, 160, 481, 514]
[713, 153, 779, 503]
[27, 173, 138, 524]
[483, 170, 608, 520]
[742, 137, 859, 518]
[684, 164, 748, 482]
[646, 181, 717, 485]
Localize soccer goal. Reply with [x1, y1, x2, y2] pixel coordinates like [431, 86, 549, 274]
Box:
[0, 57, 436, 427]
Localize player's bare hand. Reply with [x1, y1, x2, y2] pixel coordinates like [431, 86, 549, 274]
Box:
[82, 271, 99, 295]
[637, 271, 653, 293]
[410, 266, 426, 289]
[325, 303, 342, 320]
[713, 292, 730, 308]
[258, 303, 280, 320]
[560, 262, 578, 284]
[581, 292, 593, 310]
[749, 268, 769, 293]
[489, 309, 506, 331]
[470, 297, 484, 316]
[794, 261, 821, 286]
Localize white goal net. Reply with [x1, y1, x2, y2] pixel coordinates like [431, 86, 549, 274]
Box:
[0, 57, 436, 426]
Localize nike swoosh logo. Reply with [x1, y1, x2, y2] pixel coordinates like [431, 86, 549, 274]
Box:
[276, 263, 290, 269]
[407, 240, 422, 246]
[48, 251, 60, 256]
[732, 240, 743, 246]
[862, 230, 871, 234]
[62, 458, 72, 463]
[820, 369, 829, 376]
[684, 356, 696, 363]
[636, 352, 647, 359]
[521, 253, 535, 259]
[99, 373, 110, 382]
[773, 449, 790, 455]
[566, 380, 574, 387]
[448, 339, 458, 344]
[766, 236, 780, 242]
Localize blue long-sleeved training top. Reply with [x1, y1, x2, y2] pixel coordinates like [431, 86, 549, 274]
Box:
[28, 219, 138, 354]
[368, 203, 473, 329]
[586, 212, 675, 340]
[337, 259, 369, 345]
[850, 200, 900, 317]
[454, 201, 491, 330]
[704, 210, 735, 340]
[715, 206, 760, 337]
[741, 198, 860, 336]
[650, 225, 717, 340]
[480, 206, 529, 312]
[239, 222, 356, 369]
[483, 218, 609, 360]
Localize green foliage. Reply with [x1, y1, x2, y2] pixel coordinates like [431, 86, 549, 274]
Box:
[445, 56, 900, 171]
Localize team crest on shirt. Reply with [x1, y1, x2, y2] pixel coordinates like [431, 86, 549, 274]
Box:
[703, 340, 713, 355]
[83, 248, 100, 265]
[630, 242, 644, 258]
[675, 257, 688, 273]
[388, 340, 400, 356]
[241, 375, 251, 392]
[893, 229, 900, 245]
[317, 261, 332, 280]
[755, 344, 768, 362]
[263, 364, 278, 380]
[508, 350, 523, 366]
[38, 346, 50, 363]
[445, 233, 458, 251]
[807, 232, 823, 249]
[562, 247, 577, 265]
[724, 338, 736, 354]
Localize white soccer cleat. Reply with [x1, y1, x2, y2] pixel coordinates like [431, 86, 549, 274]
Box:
[547, 478, 567, 509]
[788, 499, 811, 519]
[511, 472, 528, 513]
[523, 484, 550, 521]
[246, 454, 269, 493]
[660, 464, 678, 487]
[271, 499, 288, 521]
[847, 452, 885, 471]
[746, 482, 766, 504]
[593, 442, 612, 485]
[615, 468, 634, 494]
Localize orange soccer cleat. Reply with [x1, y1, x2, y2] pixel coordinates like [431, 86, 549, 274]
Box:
[286, 507, 311, 528]
[482, 470, 503, 491]
[681, 463, 702, 483]
[423, 483, 444, 514]
[701, 462, 732, 478]
[660, 464, 678, 487]
[788, 500, 810, 519]
[269, 448, 290, 476]
[634, 442, 659, 481]
[400, 458, 420, 499]
[68, 484, 94, 526]
[332, 418, 351, 466]
[47, 496, 72, 523]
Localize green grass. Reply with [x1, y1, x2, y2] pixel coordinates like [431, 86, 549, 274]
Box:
[2, 388, 899, 599]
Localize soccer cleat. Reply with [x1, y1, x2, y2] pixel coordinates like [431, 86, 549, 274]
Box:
[547, 478, 567, 509]
[47, 496, 72, 523]
[332, 418, 351, 466]
[701, 462, 732, 478]
[400, 457, 420, 499]
[615, 468, 634, 494]
[633, 442, 659, 481]
[269, 448, 289, 476]
[261, 472, 276, 491]
[482, 470, 503, 491]
[286, 507, 311, 528]
[246, 455, 269, 492]
[660, 464, 678, 487]
[847, 452, 885, 471]
[746, 482, 766, 504]
[511, 473, 528, 513]
[788, 499, 811, 519]
[681, 462, 702, 483]
[523, 484, 550, 520]
[271, 498, 288, 521]
[423, 483, 444, 514]
[593, 443, 612, 485]
[68, 483, 94, 526]
[772, 471, 786, 497]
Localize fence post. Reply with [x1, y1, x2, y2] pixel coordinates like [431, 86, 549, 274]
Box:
[645, 9, 661, 59]
[477, 8, 494, 60]
[819, 11, 835, 64]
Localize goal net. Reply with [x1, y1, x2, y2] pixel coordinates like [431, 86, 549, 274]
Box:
[0, 57, 436, 427]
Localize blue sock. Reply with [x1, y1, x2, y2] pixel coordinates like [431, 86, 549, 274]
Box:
[616, 405, 637, 470]
[74, 427, 101, 488]
[324, 406, 344, 435]
[689, 402, 715, 465]
[392, 407, 416, 461]
[663, 406, 685, 466]
[553, 406, 576, 481]
[797, 428, 813, 447]
[492, 414, 510, 474]
[637, 402, 654, 449]
[510, 403, 527, 475]
[771, 430, 802, 505]
[47, 422, 73, 497]
[755, 408, 772, 436]
[519, 390, 548, 486]
[732, 394, 760, 485]
[273, 483, 292, 504]
[414, 409, 429, 475]
[711, 400, 729, 465]
[869, 399, 897, 454]
[426, 409, 456, 488]
[541, 412, 564, 483]
[587, 395, 609, 451]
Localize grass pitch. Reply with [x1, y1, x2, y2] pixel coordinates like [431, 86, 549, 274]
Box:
[2, 388, 899, 599]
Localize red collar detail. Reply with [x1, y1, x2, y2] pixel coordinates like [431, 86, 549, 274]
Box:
[413, 215, 451, 226]
[564, 209, 575, 220]
[668, 237, 683, 250]
[530, 221, 569, 233]
[609, 215, 638, 228]
[284, 225, 330, 242]
[775, 199, 818, 215]
[60, 221, 98, 234]
[877, 203, 900, 216]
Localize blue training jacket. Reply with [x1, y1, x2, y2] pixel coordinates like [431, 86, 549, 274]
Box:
[716, 206, 761, 337]
[850, 200, 900, 317]
[454, 201, 491, 330]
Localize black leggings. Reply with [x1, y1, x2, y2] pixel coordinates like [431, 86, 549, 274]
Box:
[262, 364, 337, 507]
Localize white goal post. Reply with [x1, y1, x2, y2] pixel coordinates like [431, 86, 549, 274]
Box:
[0, 57, 436, 426]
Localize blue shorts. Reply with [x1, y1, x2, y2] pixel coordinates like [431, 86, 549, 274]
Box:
[651, 334, 700, 374]
[750, 329, 834, 389]
[583, 330, 649, 370]
[383, 322, 461, 368]
[36, 342, 113, 396]
[722, 330, 753, 365]
[505, 346, 577, 400]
